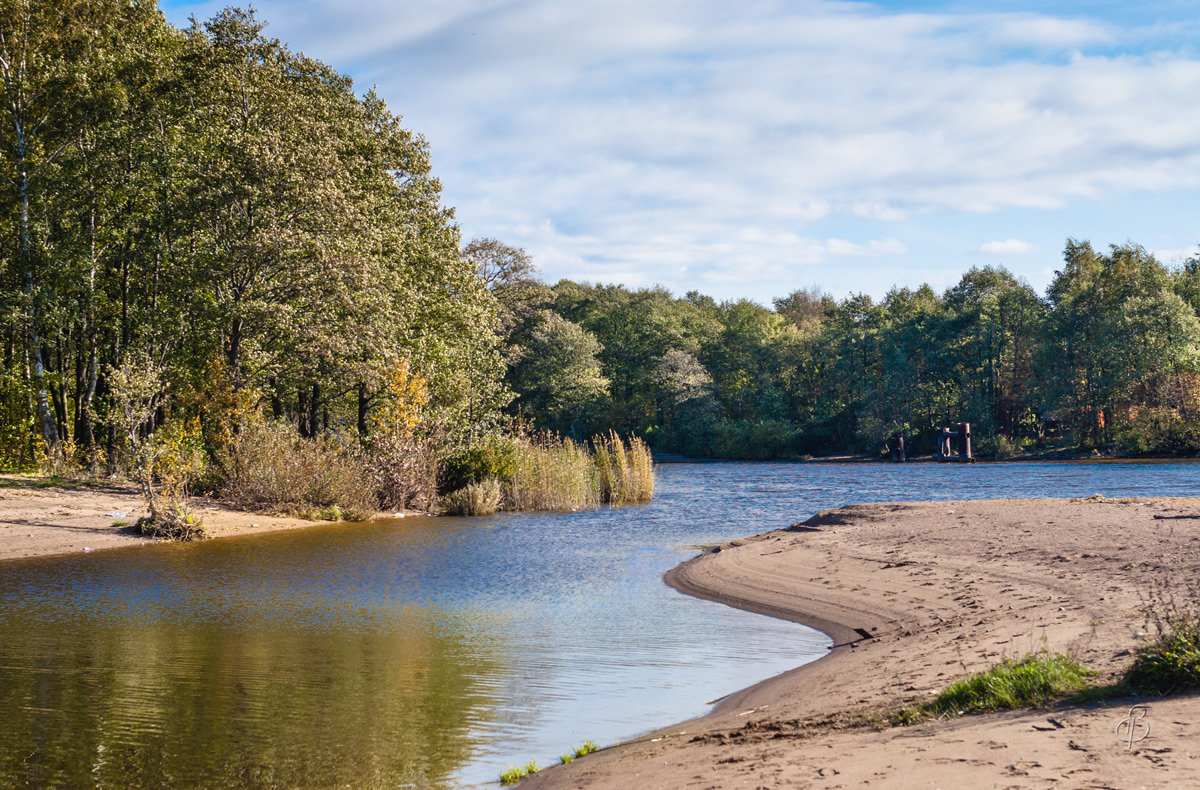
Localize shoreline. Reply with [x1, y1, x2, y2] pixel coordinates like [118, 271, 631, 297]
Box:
[0, 475, 410, 563]
[526, 497, 1200, 788]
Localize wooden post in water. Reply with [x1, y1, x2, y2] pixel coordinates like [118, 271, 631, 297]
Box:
[957, 422, 972, 461]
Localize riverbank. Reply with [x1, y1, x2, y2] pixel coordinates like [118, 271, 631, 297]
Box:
[526, 496, 1200, 788]
[0, 475, 403, 562]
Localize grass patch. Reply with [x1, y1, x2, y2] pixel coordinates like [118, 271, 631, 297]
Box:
[894, 652, 1095, 724]
[499, 759, 539, 785]
[559, 739, 599, 763]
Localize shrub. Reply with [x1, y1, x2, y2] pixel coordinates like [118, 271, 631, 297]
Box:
[1123, 616, 1200, 695]
[221, 417, 375, 521]
[366, 358, 439, 511]
[443, 477, 503, 516]
[975, 434, 1018, 459]
[366, 430, 439, 512]
[440, 432, 518, 493]
[1115, 407, 1200, 456]
[137, 501, 206, 541]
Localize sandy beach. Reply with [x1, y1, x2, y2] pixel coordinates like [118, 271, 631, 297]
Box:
[0, 476, 381, 562]
[527, 497, 1200, 789]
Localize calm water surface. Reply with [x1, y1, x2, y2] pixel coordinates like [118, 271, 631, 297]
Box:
[1, 460, 1199, 787]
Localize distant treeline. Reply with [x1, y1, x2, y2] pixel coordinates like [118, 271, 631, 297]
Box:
[497, 240, 1200, 459]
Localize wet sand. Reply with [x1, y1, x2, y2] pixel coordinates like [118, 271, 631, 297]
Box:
[527, 497, 1200, 788]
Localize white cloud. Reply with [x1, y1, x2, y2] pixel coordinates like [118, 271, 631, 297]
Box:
[162, 0, 1200, 298]
[827, 238, 910, 257]
[1151, 245, 1200, 265]
[980, 239, 1036, 254]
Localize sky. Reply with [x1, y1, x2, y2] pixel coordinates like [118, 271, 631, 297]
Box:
[160, 0, 1200, 303]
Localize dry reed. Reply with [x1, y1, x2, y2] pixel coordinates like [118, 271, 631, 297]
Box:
[443, 477, 503, 516]
[498, 432, 655, 512]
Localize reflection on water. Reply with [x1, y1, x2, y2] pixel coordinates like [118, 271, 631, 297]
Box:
[1, 460, 1198, 787]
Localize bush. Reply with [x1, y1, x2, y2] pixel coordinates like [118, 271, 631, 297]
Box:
[221, 417, 376, 520]
[366, 430, 439, 512]
[443, 477, 502, 516]
[440, 433, 518, 493]
[137, 502, 206, 541]
[709, 419, 798, 459]
[975, 434, 1019, 459]
[1124, 616, 1200, 695]
[1115, 407, 1200, 456]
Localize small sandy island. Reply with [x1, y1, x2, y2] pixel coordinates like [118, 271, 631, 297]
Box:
[0, 475, 389, 562]
[528, 497, 1200, 789]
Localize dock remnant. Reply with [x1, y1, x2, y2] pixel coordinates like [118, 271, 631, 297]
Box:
[936, 422, 973, 461]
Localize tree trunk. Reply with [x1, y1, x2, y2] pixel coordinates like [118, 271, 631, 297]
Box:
[357, 381, 369, 436]
[18, 162, 60, 449]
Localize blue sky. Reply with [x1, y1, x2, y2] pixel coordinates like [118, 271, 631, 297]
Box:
[161, 0, 1200, 303]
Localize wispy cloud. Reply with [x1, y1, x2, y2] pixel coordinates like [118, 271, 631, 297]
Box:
[980, 239, 1036, 254]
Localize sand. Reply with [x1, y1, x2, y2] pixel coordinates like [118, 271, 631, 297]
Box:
[0, 475, 391, 562]
[526, 497, 1200, 789]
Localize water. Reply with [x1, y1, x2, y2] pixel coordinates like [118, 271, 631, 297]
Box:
[1, 460, 1198, 788]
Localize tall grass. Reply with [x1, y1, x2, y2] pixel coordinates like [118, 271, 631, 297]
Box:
[443, 432, 655, 513]
[506, 435, 599, 511]
[594, 431, 654, 504]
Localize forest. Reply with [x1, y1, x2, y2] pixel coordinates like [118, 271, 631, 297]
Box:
[4, 3, 1200, 532]
[501, 239, 1200, 460]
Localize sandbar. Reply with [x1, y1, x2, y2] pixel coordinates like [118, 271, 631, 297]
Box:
[527, 497, 1200, 788]
[0, 476, 392, 562]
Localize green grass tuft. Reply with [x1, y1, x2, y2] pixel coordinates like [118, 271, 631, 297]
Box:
[572, 739, 599, 757]
[892, 651, 1096, 726]
[928, 652, 1094, 716]
[499, 759, 539, 785]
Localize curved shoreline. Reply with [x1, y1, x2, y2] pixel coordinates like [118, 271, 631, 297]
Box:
[527, 496, 1200, 788]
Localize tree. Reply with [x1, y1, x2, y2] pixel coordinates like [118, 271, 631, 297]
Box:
[508, 311, 608, 436]
[0, 0, 160, 449]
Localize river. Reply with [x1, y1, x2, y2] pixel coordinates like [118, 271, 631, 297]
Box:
[1, 460, 1198, 787]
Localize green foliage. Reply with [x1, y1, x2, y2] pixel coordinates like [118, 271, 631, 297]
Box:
[573, 740, 599, 757]
[927, 652, 1094, 716]
[441, 433, 519, 492]
[559, 739, 600, 763]
[0, 3, 507, 492]
[1124, 617, 1200, 695]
